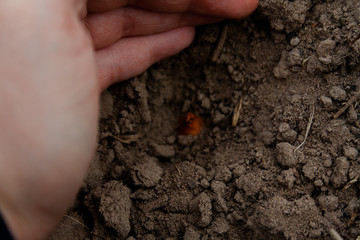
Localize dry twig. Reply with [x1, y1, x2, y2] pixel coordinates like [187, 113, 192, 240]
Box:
[211, 25, 229, 62]
[112, 134, 140, 144]
[232, 97, 243, 127]
[348, 212, 358, 226]
[65, 215, 89, 230]
[343, 173, 360, 190]
[329, 228, 344, 240]
[333, 91, 360, 119]
[294, 103, 315, 152]
[65, 215, 105, 239]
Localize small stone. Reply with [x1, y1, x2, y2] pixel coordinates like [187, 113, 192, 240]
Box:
[347, 106, 358, 123]
[200, 179, 210, 188]
[319, 96, 333, 107]
[329, 86, 347, 101]
[314, 179, 323, 187]
[198, 93, 211, 109]
[227, 65, 234, 74]
[213, 111, 226, 124]
[290, 37, 300, 46]
[343, 146, 358, 160]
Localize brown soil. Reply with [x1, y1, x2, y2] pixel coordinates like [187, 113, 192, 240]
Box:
[50, 0, 360, 239]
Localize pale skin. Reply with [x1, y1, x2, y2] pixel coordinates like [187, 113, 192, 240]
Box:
[0, 0, 258, 239]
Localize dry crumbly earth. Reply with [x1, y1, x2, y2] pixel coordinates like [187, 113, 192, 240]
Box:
[50, 0, 360, 239]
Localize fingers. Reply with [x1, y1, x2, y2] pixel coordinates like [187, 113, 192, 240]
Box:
[132, 0, 259, 19]
[87, 0, 128, 13]
[85, 7, 219, 49]
[95, 26, 195, 91]
[87, 0, 259, 18]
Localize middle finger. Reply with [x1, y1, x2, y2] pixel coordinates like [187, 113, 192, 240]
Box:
[84, 7, 220, 49]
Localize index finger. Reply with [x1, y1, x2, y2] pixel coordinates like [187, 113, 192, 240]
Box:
[87, 0, 259, 19]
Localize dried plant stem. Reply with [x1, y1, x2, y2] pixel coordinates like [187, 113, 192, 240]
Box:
[232, 97, 243, 127]
[65, 215, 89, 230]
[294, 103, 315, 152]
[112, 134, 140, 144]
[333, 91, 360, 119]
[329, 228, 344, 240]
[211, 25, 229, 62]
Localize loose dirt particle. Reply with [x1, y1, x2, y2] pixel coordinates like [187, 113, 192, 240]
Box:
[330, 86, 347, 101]
[276, 142, 302, 167]
[131, 157, 163, 187]
[331, 157, 350, 188]
[88, 181, 131, 238]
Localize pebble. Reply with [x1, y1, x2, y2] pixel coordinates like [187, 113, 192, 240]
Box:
[319, 96, 333, 107]
[290, 37, 300, 46]
[200, 179, 210, 188]
[198, 93, 211, 109]
[329, 86, 347, 101]
[347, 106, 358, 123]
[314, 179, 323, 187]
[213, 111, 226, 124]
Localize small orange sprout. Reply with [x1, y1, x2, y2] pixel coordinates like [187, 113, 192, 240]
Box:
[177, 112, 204, 136]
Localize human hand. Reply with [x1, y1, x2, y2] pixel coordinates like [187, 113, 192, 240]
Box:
[86, 0, 259, 90]
[0, 0, 258, 239]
